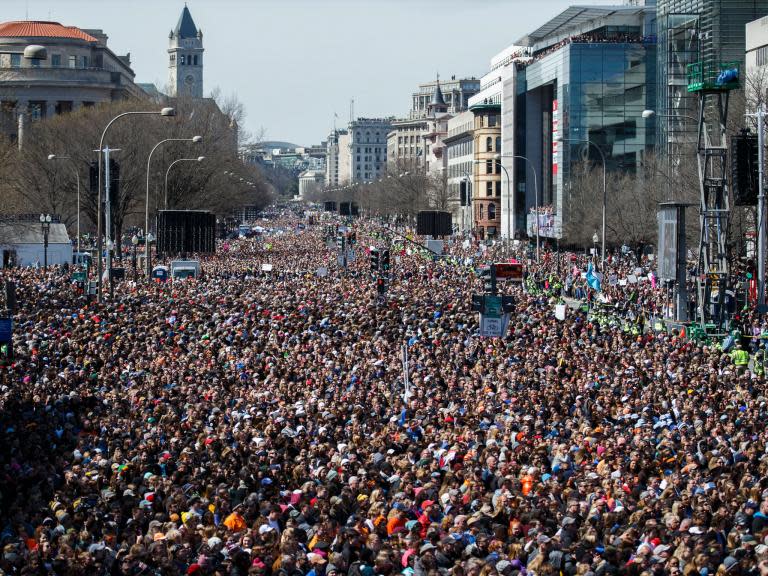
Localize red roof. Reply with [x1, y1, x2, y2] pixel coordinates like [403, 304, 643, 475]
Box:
[0, 21, 98, 42]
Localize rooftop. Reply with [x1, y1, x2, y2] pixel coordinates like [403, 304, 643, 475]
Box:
[520, 5, 648, 44]
[0, 20, 98, 42]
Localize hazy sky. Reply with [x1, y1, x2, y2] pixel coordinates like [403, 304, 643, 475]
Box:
[6, 0, 619, 146]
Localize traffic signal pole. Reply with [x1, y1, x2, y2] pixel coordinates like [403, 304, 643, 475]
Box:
[758, 103, 766, 310]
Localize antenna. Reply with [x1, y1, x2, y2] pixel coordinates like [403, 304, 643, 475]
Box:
[349, 99, 354, 124]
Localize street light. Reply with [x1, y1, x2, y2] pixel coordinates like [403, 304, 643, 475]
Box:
[558, 137, 606, 269]
[145, 135, 202, 278]
[131, 234, 139, 280]
[164, 156, 206, 209]
[47, 154, 81, 256]
[96, 107, 175, 303]
[592, 231, 599, 257]
[146, 232, 155, 279]
[39, 213, 51, 269]
[496, 153, 540, 262]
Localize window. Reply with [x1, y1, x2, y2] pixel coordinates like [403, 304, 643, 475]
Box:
[170, 54, 176, 65]
[486, 137, 493, 152]
[486, 159, 493, 174]
[31, 58, 41, 68]
[10, 54, 21, 68]
[488, 203, 496, 220]
[51, 54, 61, 67]
[486, 182, 493, 196]
[488, 114, 497, 127]
[496, 181, 501, 196]
[180, 55, 186, 65]
[496, 136, 501, 151]
[69, 55, 76, 68]
[479, 204, 484, 219]
[81, 56, 88, 68]
[495, 159, 501, 174]
[193, 55, 198, 65]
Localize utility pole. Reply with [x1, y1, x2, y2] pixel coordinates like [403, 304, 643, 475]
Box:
[758, 103, 766, 310]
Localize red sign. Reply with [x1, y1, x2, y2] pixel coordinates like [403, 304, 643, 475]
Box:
[494, 262, 523, 282]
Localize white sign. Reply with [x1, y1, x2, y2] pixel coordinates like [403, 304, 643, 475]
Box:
[555, 304, 566, 321]
[316, 267, 328, 277]
[627, 274, 638, 284]
[479, 314, 510, 338]
[261, 263, 273, 272]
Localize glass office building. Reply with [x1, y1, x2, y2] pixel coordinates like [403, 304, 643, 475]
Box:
[518, 5, 657, 237]
[657, 0, 768, 157]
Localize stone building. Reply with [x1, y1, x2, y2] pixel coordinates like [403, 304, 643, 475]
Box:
[167, 5, 204, 98]
[0, 20, 143, 141]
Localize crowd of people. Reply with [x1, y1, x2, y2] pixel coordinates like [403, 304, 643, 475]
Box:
[1, 210, 768, 576]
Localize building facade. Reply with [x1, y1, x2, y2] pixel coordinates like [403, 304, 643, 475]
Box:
[0, 20, 143, 140]
[348, 118, 393, 182]
[746, 15, 768, 88]
[325, 129, 352, 187]
[410, 76, 481, 119]
[511, 3, 657, 239]
[386, 118, 428, 172]
[470, 104, 502, 239]
[298, 170, 325, 199]
[167, 5, 204, 98]
[444, 111, 475, 233]
[657, 0, 768, 157]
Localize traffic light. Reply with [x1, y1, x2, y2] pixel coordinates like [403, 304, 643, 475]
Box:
[376, 277, 388, 294]
[349, 231, 357, 245]
[89, 161, 98, 198]
[479, 266, 497, 294]
[381, 249, 390, 272]
[370, 248, 380, 271]
[108, 158, 120, 206]
[460, 181, 468, 206]
[336, 235, 346, 252]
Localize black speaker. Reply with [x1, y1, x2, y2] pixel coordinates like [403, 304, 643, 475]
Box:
[417, 210, 452, 236]
[156, 210, 216, 255]
[324, 201, 337, 212]
[731, 131, 758, 206]
[339, 202, 351, 216]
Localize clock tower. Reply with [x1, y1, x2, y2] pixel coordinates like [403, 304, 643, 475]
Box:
[168, 4, 203, 98]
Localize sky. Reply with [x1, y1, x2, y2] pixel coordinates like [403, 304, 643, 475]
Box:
[6, 0, 620, 146]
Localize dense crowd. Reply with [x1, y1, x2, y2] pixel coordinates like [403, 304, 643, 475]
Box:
[1, 212, 768, 576]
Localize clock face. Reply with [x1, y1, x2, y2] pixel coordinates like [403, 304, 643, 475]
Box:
[184, 74, 195, 85]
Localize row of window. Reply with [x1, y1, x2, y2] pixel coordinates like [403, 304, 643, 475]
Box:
[756, 46, 768, 68]
[7, 53, 89, 69]
[170, 54, 201, 66]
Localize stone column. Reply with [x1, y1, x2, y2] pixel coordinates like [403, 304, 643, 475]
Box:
[15, 100, 28, 151]
[46, 101, 56, 119]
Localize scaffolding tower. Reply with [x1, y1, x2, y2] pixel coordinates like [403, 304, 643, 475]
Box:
[687, 61, 740, 329]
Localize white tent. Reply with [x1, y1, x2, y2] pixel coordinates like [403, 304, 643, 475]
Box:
[0, 221, 72, 268]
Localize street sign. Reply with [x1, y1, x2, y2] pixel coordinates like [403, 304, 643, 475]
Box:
[484, 295, 503, 318]
[494, 262, 523, 282]
[479, 314, 510, 338]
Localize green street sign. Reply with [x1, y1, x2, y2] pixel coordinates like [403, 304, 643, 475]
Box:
[484, 295, 502, 318]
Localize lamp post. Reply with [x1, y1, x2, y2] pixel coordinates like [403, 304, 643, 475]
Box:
[146, 232, 155, 279]
[131, 234, 139, 280]
[559, 137, 606, 269]
[47, 154, 81, 257]
[145, 136, 202, 278]
[39, 213, 51, 269]
[592, 231, 599, 262]
[96, 107, 175, 303]
[164, 156, 206, 210]
[496, 153, 539, 262]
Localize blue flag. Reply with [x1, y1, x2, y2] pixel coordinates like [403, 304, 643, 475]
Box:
[586, 263, 601, 291]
